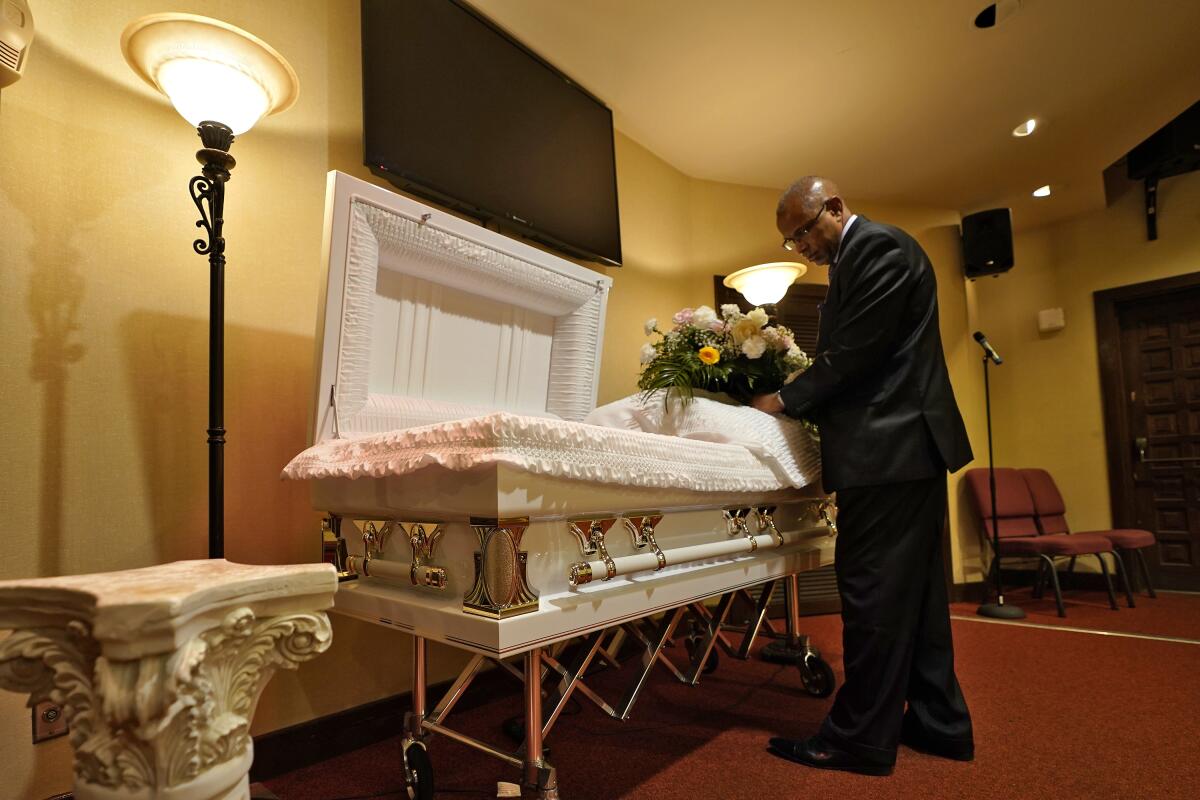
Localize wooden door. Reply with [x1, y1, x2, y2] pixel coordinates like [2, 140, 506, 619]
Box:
[1115, 287, 1200, 590]
[1099, 277, 1200, 594]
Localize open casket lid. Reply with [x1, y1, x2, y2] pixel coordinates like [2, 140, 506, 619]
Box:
[309, 171, 612, 446]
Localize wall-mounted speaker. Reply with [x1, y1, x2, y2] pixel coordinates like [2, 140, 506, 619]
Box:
[961, 208, 1013, 279]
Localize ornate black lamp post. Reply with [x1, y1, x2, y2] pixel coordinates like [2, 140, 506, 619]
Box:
[191, 120, 236, 557]
[122, 13, 298, 557]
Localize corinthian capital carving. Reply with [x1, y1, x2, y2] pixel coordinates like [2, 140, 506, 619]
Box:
[0, 559, 336, 800]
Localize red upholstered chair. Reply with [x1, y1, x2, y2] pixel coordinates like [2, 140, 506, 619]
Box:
[1020, 468, 1156, 603]
[965, 467, 1123, 617]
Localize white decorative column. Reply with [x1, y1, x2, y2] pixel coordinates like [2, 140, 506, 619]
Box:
[0, 559, 336, 800]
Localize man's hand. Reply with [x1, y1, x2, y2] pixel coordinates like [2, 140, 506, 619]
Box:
[751, 392, 785, 415]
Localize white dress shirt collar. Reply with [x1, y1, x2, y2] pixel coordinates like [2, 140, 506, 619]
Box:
[833, 214, 859, 265]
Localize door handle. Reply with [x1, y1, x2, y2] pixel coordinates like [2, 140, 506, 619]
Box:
[1135, 436, 1200, 465]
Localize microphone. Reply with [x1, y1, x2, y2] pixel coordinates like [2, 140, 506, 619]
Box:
[973, 331, 1003, 365]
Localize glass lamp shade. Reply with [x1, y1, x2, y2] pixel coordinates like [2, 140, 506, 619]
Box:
[121, 13, 299, 135]
[723, 262, 807, 306]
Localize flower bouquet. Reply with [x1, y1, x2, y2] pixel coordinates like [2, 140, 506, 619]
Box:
[638, 304, 814, 407]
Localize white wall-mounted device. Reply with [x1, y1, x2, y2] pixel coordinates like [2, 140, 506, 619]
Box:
[1037, 307, 1066, 334]
[0, 0, 34, 88]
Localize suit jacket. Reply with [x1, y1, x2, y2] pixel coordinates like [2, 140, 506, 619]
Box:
[779, 217, 973, 492]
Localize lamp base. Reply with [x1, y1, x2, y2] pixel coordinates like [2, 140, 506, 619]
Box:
[976, 601, 1026, 619]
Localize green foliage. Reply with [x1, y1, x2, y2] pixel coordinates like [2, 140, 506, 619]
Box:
[636, 305, 814, 408]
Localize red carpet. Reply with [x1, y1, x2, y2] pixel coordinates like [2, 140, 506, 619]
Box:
[265, 607, 1200, 800]
[951, 587, 1200, 640]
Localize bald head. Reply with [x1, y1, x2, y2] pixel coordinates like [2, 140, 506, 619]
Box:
[777, 176, 842, 217]
[775, 176, 851, 267]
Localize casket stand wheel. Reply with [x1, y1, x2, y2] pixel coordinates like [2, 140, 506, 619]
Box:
[401, 739, 434, 800]
[684, 622, 720, 675]
[798, 650, 836, 698]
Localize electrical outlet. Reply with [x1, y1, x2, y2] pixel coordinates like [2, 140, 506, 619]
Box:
[32, 700, 68, 743]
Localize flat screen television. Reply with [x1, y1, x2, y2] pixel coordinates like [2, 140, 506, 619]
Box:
[361, 0, 622, 266]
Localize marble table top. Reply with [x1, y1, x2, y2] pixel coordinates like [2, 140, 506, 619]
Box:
[0, 560, 337, 658]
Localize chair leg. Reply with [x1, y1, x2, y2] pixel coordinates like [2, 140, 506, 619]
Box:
[1110, 551, 1136, 608]
[1134, 548, 1158, 599]
[1094, 554, 1119, 610]
[1033, 559, 1046, 599]
[1066, 555, 1077, 589]
[1112, 551, 1136, 608]
[1041, 555, 1066, 617]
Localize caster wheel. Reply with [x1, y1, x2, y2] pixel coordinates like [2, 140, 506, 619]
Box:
[797, 653, 835, 698]
[402, 741, 434, 800]
[685, 635, 719, 674]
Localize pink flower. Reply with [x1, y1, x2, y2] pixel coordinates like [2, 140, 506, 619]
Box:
[672, 308, 694, 325]
[709, 321, 725, 333]
[780, 334, 795, 351]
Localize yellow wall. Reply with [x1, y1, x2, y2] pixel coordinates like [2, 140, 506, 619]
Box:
[0, 3, 1002, 796]
[0, 3, 343, 796]
[975, 170, 1200, 537]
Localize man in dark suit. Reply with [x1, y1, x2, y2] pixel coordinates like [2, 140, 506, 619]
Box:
[752, 176, 975, 776]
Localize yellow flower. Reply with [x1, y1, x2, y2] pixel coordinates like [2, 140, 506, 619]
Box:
[698, 346, 720, 365]
[747, 307, 769, 328]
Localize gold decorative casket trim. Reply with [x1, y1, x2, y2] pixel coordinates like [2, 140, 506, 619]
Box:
[464, 517, 538, 618]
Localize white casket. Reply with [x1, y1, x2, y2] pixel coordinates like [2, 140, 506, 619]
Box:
[283, 171, 834, 658]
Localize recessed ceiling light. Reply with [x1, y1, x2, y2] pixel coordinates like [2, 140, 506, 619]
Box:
[1032, 185, 1051, 197]
[974, 0, 1021, 29]
[1013, 119, 1037, 137]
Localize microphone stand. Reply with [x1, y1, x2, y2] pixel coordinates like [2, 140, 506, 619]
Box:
[976, 352, 1025, 619]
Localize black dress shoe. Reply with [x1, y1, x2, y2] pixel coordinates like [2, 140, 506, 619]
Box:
[899, 722, 974, 762]
[767, 735, 893, 776]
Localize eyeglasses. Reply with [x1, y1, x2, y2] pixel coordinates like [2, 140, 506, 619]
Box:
[782, 202, 827, 252]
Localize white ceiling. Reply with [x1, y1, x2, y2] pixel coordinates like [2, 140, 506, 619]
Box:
[469, 0, 1200, 228]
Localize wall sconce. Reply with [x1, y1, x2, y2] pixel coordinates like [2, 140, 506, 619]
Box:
[121, 13, 299, 558]
[723, 261, 807, 306]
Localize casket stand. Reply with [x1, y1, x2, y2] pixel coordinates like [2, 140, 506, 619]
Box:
[283, 172, 835, 798]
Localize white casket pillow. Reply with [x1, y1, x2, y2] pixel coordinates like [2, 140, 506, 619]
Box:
[584, 390, 820, 487]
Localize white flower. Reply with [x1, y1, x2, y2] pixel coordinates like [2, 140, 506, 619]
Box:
[692, 305, 718, 327]
[640, 343, 656, 363]
[643, 317, 657, 335]
[731, 318, 759, 344]
[742, 336, 767, 359]
[785, 345, 812, 370]
[747, 307, 769, 328]
[720, 304, 742, 320]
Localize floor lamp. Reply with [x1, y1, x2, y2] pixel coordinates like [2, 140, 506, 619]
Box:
[121, 13, 299, 558]
[723, 261, 822, 666]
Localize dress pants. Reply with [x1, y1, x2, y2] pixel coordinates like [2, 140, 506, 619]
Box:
[818, 475, 973, 765]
